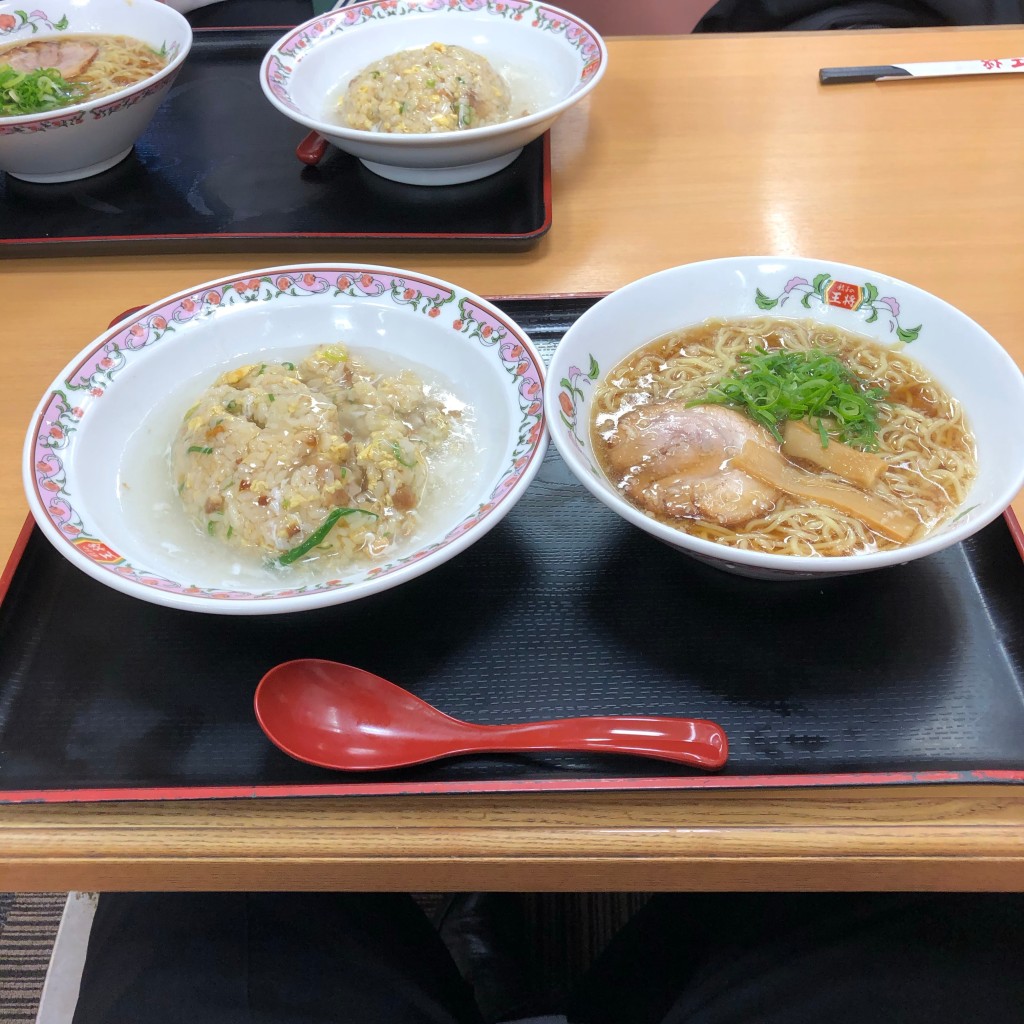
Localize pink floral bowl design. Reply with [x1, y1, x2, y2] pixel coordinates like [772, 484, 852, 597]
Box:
[23, 264, 547, 614]
[0, 0, 192, 183]
[260, 0, 607, 185]
[545, 256, 1024, 581]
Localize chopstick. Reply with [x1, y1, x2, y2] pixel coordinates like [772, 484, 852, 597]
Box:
[819, 57, 1024, 84]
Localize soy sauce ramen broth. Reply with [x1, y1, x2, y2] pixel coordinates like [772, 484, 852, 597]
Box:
[590, 317, 978, 557]
[117, 346, 483, 591]
[0, 33, 168, 107]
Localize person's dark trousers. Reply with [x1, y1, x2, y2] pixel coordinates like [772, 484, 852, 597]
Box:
[566, 892, 1024, 1024]
[71, 892, 485, 1024]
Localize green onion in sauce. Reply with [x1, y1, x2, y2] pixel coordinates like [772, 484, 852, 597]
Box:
[278, 507, 379, 566]
[390, 441, 416, 468]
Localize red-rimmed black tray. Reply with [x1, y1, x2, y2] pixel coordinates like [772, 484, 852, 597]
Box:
[2, 296, 1024, 804]
[0, 28, 551, 256]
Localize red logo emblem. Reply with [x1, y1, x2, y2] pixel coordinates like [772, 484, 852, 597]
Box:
[73, 538, 125, 564]
[824, 280, 863, 311]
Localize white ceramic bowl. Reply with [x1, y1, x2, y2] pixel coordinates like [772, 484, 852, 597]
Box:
[545, 256, 1024, 581]
[0, 0, 191, 183]
[260, 0, 607, 185]
[24, 264, 547, 614]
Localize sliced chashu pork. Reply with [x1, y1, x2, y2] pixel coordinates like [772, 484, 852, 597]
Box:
[605, 402, 779, 526]
[2, 39, 99, 79]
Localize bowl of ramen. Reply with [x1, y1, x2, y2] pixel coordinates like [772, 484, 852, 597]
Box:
[260, 0, 606, 185]
[546, 257, 1024, 580]
[0, 0, 191, 183]
[23, 264, 547, 614]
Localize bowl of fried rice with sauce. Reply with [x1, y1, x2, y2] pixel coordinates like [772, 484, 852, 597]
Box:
[260, 0, 607, 185]
[23, 264, 547, 614]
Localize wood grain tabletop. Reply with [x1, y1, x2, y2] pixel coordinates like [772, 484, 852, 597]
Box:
[2, 25, 1023, 891]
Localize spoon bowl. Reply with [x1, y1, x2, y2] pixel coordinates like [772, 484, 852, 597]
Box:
[254, 659, 728, 772]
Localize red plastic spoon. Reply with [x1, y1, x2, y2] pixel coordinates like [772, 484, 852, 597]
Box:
[254, 659, 728, 772]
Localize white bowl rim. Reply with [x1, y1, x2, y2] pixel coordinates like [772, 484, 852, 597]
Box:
[259, 0, 608, 145]
[0, 0, 193, 126]
[546, 254, 1024, 576]
[23, 262, 549, 614]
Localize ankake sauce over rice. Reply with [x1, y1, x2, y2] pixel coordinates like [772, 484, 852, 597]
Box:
[172, 344, 458, 569]
[337, 42, 512, 134]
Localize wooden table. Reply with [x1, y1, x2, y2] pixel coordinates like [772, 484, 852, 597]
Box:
[3, 26, 1024, 891]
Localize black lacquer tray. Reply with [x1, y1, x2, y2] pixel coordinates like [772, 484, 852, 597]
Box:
[0, 29, 551, 256]
[2, 297, 1024, 804]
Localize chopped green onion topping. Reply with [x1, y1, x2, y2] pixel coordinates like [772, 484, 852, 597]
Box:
[282, 361, 296, 371]
[694, 348, 887, 449]
[0, 63, 88, 117]
[278, 506, 379, 566]
[187, 445, 214, 455]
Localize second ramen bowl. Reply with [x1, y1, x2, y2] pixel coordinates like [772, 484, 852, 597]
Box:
[545, 256, 1024, 581]
[0, 0, 192, 183]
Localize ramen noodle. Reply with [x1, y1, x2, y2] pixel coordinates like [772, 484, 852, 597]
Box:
[591, 317, 977, 557]
[0, 33, 167, 113]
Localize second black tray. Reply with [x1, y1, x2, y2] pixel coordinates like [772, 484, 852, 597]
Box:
[0, 29, 551, 256]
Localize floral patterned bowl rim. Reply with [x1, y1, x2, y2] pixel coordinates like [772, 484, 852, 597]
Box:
[23, 263, 547, 614]
[0, 0, 192, 127]
[262, 0, 606, 140]
[544, 255, 1024, 581]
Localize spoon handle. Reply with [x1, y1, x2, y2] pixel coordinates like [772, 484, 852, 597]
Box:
[472, 716, 728, 771]
[296, 131, 328, 166]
